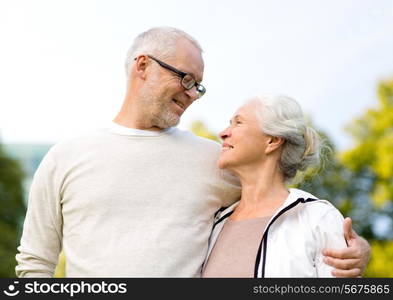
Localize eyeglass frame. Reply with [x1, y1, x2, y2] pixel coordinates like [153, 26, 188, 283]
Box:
[134, 55, 206, 98]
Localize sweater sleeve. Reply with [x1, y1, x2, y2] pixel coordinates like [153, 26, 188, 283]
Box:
[313, 207, 347, 277]
[218, 169, 241, 208]
[15, 150, 63, 277]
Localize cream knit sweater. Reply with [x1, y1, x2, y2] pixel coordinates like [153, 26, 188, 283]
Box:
[15, 126, 241, 277]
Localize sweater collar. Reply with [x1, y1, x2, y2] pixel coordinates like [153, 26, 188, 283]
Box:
[108, 121, 175, 137]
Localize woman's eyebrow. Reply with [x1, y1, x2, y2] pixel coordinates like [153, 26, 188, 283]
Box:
[229, 114, 243, 124]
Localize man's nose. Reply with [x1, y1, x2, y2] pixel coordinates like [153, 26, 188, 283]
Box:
[184, 86, 199, 101]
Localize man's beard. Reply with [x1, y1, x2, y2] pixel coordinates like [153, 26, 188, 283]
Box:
[140, 82, 181, 129]
[151, 101, 180, 129]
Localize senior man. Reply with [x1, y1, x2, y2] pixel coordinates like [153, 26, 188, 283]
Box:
[16, 27, 370, 277]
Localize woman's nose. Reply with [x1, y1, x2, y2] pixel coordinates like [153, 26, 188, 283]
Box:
[219, 127, 231, 140]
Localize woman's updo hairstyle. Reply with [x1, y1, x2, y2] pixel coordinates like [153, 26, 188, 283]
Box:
[249, 94, 322, 182]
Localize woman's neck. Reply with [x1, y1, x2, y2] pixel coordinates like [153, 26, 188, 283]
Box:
[230, 161, 289, 220]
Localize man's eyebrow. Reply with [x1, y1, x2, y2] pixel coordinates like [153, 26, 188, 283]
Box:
[188, 72, 202, 82]
[179, 67, 202, 82]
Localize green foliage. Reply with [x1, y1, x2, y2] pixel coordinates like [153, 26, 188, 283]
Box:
[0, 143, 25, 277]
[294, 129, 378, 240]
[365, 241, 393, 277]
[54, 251, 66, 278]
[190, 121, 219, 142]
[341, 78, 393, 208]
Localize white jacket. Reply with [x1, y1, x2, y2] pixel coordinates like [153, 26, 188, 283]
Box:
[204, 188, 347, 277]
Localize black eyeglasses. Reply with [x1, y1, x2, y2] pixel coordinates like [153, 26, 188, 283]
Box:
[145, 55, 206, 98]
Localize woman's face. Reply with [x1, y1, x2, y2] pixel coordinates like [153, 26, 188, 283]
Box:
[218, 103, 271, 170]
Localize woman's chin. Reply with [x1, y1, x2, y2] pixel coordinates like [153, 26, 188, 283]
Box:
[218, 158, 231, 170]
[217, 159, 225, 169]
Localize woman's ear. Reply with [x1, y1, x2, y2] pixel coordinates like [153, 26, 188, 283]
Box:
[265, 136, 285, 155]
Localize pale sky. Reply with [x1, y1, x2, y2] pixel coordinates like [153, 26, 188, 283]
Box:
[1, 0, 393, 150]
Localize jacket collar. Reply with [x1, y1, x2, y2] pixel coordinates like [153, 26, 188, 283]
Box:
[215, 188, 318, 222]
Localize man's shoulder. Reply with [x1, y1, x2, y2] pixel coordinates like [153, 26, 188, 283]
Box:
[48, 129, 111, 157]
[172, 128, 221, 149]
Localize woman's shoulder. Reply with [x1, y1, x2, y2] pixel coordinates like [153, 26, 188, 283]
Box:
[289, 188, 344, 221]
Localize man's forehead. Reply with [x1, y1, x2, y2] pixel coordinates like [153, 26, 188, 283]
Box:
[187, 63, 204, 81]
[172, 39, 204, 80]
[174, 61, 204, 83]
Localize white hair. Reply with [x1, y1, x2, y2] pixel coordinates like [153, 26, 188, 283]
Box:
[124, 27, 203, 78]
[248, 94, 323, 182]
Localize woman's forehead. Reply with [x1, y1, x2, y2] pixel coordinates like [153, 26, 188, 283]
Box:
[234, 102, 260, 118]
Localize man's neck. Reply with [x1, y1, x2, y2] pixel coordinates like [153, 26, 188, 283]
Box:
[112, 116, 163, 131]
[113, 92, 163, 131]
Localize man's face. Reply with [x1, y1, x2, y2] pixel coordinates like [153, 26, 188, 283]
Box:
[140, 39, 204, 129]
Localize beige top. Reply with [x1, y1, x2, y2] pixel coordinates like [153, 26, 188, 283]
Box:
[15, 126, 241, 277]
[202, 216, 271, 278]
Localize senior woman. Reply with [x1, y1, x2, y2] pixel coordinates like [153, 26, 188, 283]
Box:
[202, 94, 368, 278]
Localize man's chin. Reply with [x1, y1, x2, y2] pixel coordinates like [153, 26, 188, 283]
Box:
[153, 114, 180, 129]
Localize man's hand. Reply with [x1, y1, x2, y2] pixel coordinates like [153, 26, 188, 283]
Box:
[322, 217, 371, 277]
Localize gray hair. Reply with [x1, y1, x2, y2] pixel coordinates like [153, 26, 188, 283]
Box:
[124, 27, 203, 78]
[248, 94, 323, 182]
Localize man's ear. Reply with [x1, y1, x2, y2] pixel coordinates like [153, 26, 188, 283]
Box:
[265, 136, 285, 155]
[134, 55, 149, 80]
